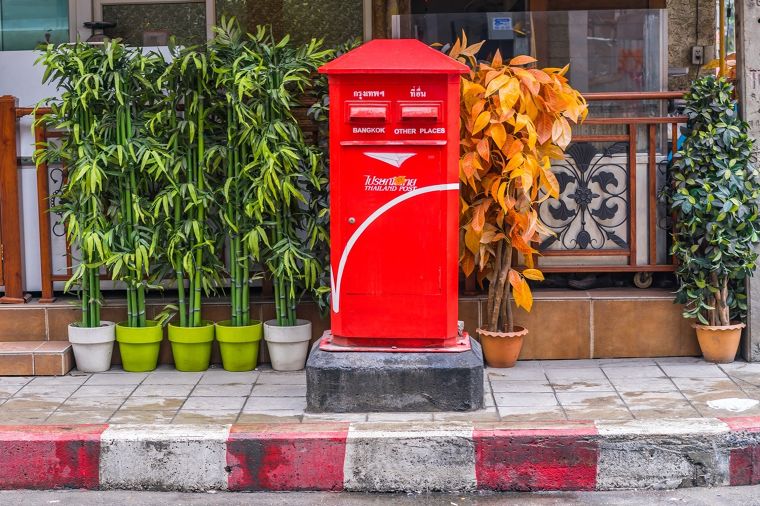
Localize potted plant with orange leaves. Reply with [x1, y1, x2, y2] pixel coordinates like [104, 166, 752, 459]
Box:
[450, 36, 587, 367]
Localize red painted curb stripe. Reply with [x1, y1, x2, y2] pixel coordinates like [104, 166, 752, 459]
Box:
[0, 425, 107, 490]
[474, 428, 598, 491]
[227, 423, 349, 491]
[721, 416, 760, 432]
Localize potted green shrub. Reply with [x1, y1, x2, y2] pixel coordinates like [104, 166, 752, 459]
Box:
[100, 42, 170, 372]
[35, 41, 116, 372]
[666, 75, 760, 363]
[244, 27, 332, 371]
[154, 41, 223, 372]
[450, 38, 586, 367]
[207, 18, 263, 371]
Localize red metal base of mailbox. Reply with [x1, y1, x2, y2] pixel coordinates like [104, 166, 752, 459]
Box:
[318, 330, 472, 353]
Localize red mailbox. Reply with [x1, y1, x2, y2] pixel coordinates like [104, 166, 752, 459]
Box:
[319, 39, 468, 352]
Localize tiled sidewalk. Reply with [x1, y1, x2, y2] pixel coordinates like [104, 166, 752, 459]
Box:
[2, 357, 760, 424]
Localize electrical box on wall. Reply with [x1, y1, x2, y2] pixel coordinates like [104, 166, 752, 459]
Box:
[692, 45, 705, 65]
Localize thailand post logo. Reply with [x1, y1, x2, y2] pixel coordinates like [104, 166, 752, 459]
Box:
[364, 175, 418, 192]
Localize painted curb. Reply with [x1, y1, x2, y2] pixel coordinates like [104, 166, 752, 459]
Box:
[0, 417, 759, 492]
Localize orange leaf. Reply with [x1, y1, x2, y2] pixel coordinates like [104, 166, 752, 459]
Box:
[472, 111, 491, 135]
[461, 252, 475, 277]
[485, 74, 510, 97]
[540, 165, 560, 199]
[477, 138, 490, 162]
[506, 139, 523, 159]
[490, 122, 507, 149]
[512, 276, 533, 311]
[509, 55, 537, 66]
[464, 227, 481, 255]
[522, 268, 544, 281]
[536, 113, 553, 145]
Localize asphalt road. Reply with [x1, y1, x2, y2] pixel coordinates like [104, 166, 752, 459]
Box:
[1, 487, 759, 506]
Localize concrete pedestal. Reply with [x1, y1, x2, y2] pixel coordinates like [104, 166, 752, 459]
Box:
[306, 334, 484, 412]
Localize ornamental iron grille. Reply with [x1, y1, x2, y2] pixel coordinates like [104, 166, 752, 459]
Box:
[539, 141, 630, 252]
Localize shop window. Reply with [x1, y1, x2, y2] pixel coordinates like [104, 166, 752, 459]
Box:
[0, 0, 69, 51]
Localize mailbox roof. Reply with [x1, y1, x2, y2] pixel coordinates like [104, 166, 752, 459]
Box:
[319, 39, 469, 75]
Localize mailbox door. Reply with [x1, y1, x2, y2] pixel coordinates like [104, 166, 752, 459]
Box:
[332, 144, 451, 339]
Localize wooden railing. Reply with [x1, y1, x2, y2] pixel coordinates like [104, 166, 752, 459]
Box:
[5, 91, 684, 301]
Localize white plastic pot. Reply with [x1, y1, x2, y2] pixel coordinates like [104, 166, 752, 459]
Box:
[263, 319, 312, 371]
[68, 321, 116, 373]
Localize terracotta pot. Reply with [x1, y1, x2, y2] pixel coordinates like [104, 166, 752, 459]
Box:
[477, 326, 528, 368]
[694, 322, 745, 364]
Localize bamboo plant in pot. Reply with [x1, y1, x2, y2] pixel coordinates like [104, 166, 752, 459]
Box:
[450, 37, 587, 368]
[35, 41, 115, 372]
[208, 19, 264, 371]
[101, 42, 170, 372]
[245, 27, 332, 371]
[154, 42, 223, 372]
[666, 76, 760, 363]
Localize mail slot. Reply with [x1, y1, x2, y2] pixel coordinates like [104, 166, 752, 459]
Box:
[318, 39, 468, 351]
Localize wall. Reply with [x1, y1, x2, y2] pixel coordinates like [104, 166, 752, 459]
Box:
[666, 0, 717, 90]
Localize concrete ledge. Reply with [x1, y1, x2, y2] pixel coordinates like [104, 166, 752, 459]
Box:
[3, 417, 760, 492]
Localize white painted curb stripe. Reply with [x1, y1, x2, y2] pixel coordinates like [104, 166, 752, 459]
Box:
[343, 423, 476, 492]
[595, 418, 731, 436]
[99, 424, 231, 491]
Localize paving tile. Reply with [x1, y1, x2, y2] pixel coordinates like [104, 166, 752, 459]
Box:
[550, 380, 615, 392]
[182, 396, 246, 411]
[60, 396, 128, 411]
[679, 389, 751, 403]
[0, 410, 52, 424]
[366, 412, 434, 422]
[130, 384, 196, 397]
[28, 375, 89, 386]
[545, 368, 607, 382]
[659, 364, 728, 378]
[0, 355, 34, 375]
[493, 392, 558, 407]
[198, 370, 259, 385]
[255, 372, 307, 385]
[719, 362, 760, 374]
[619, 391, 688, 405]
[602, 366, 665, 379]
[191, 384, 252, 397]
[84, 373, 148, 385]
[0, 377, 33, 386]
[487, 368, 547, 381]
[109, 410, 177, 424]
[46, 409, 115, 424]
[12, 384, 81, 398]
[0, 384, 24, 397]
[301, 413, 369, 423]
[173, 409, 240, 424]
[120, 396, 187, 411]
[432, 408, 500, 422]
[671, 377, 739, 391]
[243, 396, 306, 412]
[556, 392, 624, 408]
[654, 357, 706, 365]
[609, 377, 679, 393]
[540, 359, 602, 369]
[489, 380, 553, 393]
[496, 405, 566, 421]
[595, 358, 658, 368]
[250, 384, 306, 397]
[1, 397, 67, 411]
[237, 413, 303, 423]
[629, 406, 701, 419]
[692, 402, 760, 418]
[141, 372, 203, 385]
[70, 385, 137, 397]
[563, 406, 633, 421]
[728, 374, 760, 388]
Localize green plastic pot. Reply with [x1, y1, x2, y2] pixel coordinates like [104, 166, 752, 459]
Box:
[168, 321, 214, 372]
[215, 320, 263, 372]
[115, 321, 163, 372]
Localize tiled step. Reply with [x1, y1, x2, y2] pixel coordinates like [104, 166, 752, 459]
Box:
[0, 341, 73, 376]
